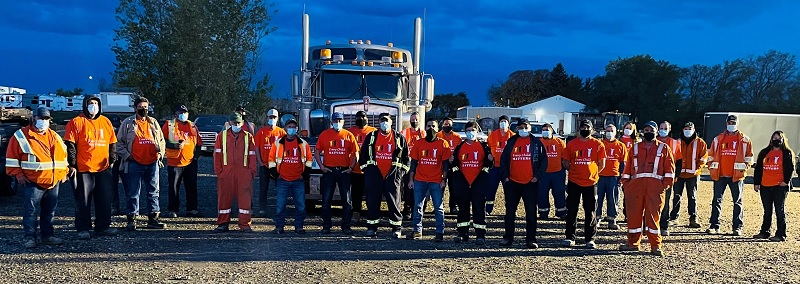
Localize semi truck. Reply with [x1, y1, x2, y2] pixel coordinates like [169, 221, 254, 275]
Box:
[292, 14, 434, 205]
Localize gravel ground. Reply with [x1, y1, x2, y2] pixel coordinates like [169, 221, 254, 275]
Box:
[1, 157, 799, 283]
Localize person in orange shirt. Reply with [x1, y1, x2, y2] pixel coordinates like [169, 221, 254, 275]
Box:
[161, 105, 202, 218]
[619, 121, 675, 256]
[214, 113, 258, 233]
[619, 121, 638, 150]
[752, 131, 794, 242]
[562, 119, 606, 249]
[359, 113, 410, 238]
[65, 95, 119, 240]
[538, 123, 568, 220]
[449, 121, 493, 245]
[117, 97, 167, 231]
[656, 121, 681, 236]
[597, 124, 627, 230]
[486, 115, 513, 215]
[706, 115, 753, 236]
[668, 122, 707, 228]
[406, 119, 451, 242]
[315, 112, 359, 234]
[437, 117, 462, 215]
[401, 111, 425, 221]
[347, 111, 377, 222]
[254, 108, 286, 217]
[267, 118, 312, 234]
[499, 118, 548, 249]
[7, 107, 69, 248]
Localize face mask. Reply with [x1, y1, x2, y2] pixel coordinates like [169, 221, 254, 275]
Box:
[443, 126, 453, 133]
[658, 130, 668, 137]
[683, 129, 694, 137]
[137, 108, 148, 117]
[605, 132, 614, 139]
[426, 128, 437, 140]
[35, 119, 49, 131]
[380, 122, 391, 131]
[231, 125, 242, 133]
[267, 119, 277, 126]
[286, 128, 297, 136]
[643, 132, 656, 141]
[727, 125, 737, 132]
[580, 130, 591, 138]
[355, 118, 366, 127]
[332, 122, 342, 131]
[465, 131, 477, 141]
[623, 129, 633, 136]
[177, 113, 189, 122]
[518, 129, 529, 137]
[410, 121, 418, 129]
[499, 121, 509, 130]
[772, 140, 783, 147]
[542, 130, 551, 138]
[87, 104, 99, 115]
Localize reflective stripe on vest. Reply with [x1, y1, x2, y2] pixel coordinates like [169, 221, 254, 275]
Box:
[167, 119, 195, 143]
[221, 131, 249, 167]
[631, 142, 665, 180]
[12, 129, 68, 171]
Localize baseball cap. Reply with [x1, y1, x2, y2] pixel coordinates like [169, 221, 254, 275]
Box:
[499, 115, 510, 122]
[355, 110, 367, 117]
[267, 109, 279, 117]
[229, 112, 244, 123]
[517, 118, 529, 127]
[684, 122, 695, 128]
[35, 107, 51, 118]
[580, 119, 593, 128]
[727, 115, 737, 122]
[644, 120, 658, 130]
[174, 105, 189, 113]
[379, 113, 392, 122]
[332, 112, 344, 120]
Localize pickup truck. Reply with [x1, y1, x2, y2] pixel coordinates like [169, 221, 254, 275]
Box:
[194, 115, 229, 154]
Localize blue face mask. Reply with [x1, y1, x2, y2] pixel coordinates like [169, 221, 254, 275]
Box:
[380, 122, 391, 131]
[231, 125, 242, 133]
[542, 130, 551, 138]
[286, 128, 297, 136]
[332, 122, 342, 131]
[465, 131, 477, 141]
[177, 113, 189, 122]
[267, 119, 277, 126]
[658, 130, 668, 137]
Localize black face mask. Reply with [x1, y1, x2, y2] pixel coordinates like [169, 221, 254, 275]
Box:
[426, 128, 437, 141]
[443, 126, 453, 133]
[136, 108, 148, 117]
[772, 140, 783, 147]
[410, 121, 418, 129]
[643, 132, 656, 141]
[580, 130, 591, 138]
[355, 118, 366, 127]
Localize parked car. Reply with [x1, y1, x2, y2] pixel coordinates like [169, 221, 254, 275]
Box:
[194, 115, 229, 154]
[451, 119, 488, 142]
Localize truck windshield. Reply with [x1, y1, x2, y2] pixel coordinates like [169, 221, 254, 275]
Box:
[322, 71, 401, 100]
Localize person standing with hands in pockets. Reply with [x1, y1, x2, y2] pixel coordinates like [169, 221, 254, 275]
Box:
[752, 131, 794, 242]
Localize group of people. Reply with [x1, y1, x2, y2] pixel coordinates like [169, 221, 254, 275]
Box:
[12, 99, 793, 256]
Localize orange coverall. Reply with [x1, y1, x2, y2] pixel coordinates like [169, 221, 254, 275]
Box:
[214, 129, 257, 228]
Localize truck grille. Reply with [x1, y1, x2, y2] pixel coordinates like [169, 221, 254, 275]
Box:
[199, 132, 218, 147]
[341, 114, 396, 130]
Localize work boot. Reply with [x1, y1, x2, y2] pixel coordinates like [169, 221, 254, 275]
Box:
[661, 229, 671, 237]
[651, 248, 665, 256]
[77, 231, 91, 240]
[163, 211, 178, 218]
[24, 239, 37, 249]
[526, 241, 539, 249]
[434, 233, 444, 242]
[475, 238, 486, 246]
[499, 238, 513, 247]
[608, 220, 620, 230]
[185, 210, 203, 217]
[688, 216, 702, 228]
[126, 214, 137, 231]
[453, 235, 469, 243]
[769, 236, 787, 242]
[406, 231, 422, 240]
[41, 236, 64, 245]
[365, 230, 377, 238]
[391, 228, 402, 239]
[96, 228, 119, 236]
[449, 206, 459, 215]
[753, 232, 770, 239]
[147, 213, 166, 229]
[539, 213, 549, 220]
[619, 244, 641, 251]
[213, 225, 229, 233]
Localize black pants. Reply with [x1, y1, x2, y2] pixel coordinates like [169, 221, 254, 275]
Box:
[565, 181, 598, 242]
[365, 168, 403, 231]
[321, 168, 352, 230]
[257, 165, 275, 213]
[759, 185, 789, 237]
[452, 173, 487, 238]
[351, 172, 366, 213]
[670, 176, 699, 220]
[660, 186, 673, 230]
[167, 160, 199, 212]
[111, 161, 122, 213]
[447, 178, 457, 210]
[73, 169, 114, 232]
[504, 180, 538, 242]
[402, 172, 413, 212]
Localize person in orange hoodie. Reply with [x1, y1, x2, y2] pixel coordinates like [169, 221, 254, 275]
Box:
[162, 105, 202, 218]
[597, 124, 627, 230]
[7, 107, 69, 248]
[619, 121, 675, 256]
[656, 121, 681, 236]
[668, 122, 707, 228]
[212, 113, 258, 233]
[268, 118, 312, 234]
[706, 115, 753, 236]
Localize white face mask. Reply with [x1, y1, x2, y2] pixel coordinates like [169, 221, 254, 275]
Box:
[605, 131, 614, 139]
[518, 129, 529, 137]
[683, 129, 695, 137]
[177, 113, 189, 122]
[542, 130, 551, 138]
[499, 121, 509, 130]
[380, 122, 391, 131]
[231, 125, 242, 133]
[465, 131, 477, 141]
[332, 122, 342, 131]
[267, 118, 277, 126]
[658, 130, 669, 137]
[87, 104, 99, 115]
[727, 125, 737, 132]
[35, 119, 49, 131]
[623, 129, 633, 136]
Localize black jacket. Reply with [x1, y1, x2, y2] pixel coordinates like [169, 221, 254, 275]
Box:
[358, 130, 410, 177]
[499, 135, 548, 182]
[753, 146, 795, 186]
[450, 140, 493, 175]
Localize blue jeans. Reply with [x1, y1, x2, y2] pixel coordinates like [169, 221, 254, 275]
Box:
[596, 176, 620, 219]
[538, 170, 567, 217]
[321, 168, 352, 230]
[412, 181, 445, 234]
[124, 160, 160, 215]
[274, 178, 306, 228]
[23, 183, 59, 239]
[709, 177, 744, 230]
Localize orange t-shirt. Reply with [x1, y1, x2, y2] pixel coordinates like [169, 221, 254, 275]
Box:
[374, 131, 396, 178]
[277, 138, 304, 181]
[761, 149, 784, 187]
[541, 137, 566, 173]
[718, 134, 740, 177]
[64, 114, 118, 173]
[566, 138, 607, 186]
[255, 126, 286, 165]
[404, 127, 426, 152]
[161, 120, 201, 167]
[132, 119, 158, 165]
[348, 126, 377, 174]
[456, 141, 484, 186]
[488, 129, 513, 167]
[317, 128, 359, 167]
[410, 138, 451, 183]
[436, 131, 462, 152]
[620, 136, 635, 150]
[509, 137, 534, 184]
[600, 139, 627, 177]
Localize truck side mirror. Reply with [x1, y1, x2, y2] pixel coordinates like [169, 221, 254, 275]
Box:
[424, 77, 435, 111]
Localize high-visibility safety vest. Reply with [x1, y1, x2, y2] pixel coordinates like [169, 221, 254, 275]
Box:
[268, 137, 313, 169]
[707, 131, 753, 182]
[165, 119, 196, 159]
[359, 130, 410, 172]
[221, 130, 252, 167]
[622, 141, 675, 181]
[5, 128, 68, 189]
[680, 137, 708, 178]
